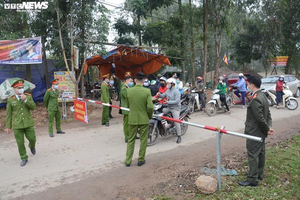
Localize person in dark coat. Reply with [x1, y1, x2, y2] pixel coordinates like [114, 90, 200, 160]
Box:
[238, 75, 275, 187]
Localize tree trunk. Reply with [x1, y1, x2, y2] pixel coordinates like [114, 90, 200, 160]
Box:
[137, 15, 142, 46]
[178, 0, 185, 82]
[203, 0, 208, 83]
[189, 0, 195, 84]
[41, 32, 49, 89]
[213, 19, 222, 89]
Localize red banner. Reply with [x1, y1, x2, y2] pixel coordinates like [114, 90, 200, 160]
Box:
[74, 100, 88, 124]
[270, 56, 288, 67]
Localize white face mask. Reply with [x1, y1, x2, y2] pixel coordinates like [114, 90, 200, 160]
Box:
[18, 89, 24, 94]
[219, 80, 223, 83]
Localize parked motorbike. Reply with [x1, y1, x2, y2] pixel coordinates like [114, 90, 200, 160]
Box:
[205, 89, 233, 116]
[188, 89, 206, 114]
[148, 103, 190, 146]
[91, 82, 101, 99]
[262, 86, 298, 110]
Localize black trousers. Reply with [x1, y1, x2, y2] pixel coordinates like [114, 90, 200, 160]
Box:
[220, 94, 229, 111]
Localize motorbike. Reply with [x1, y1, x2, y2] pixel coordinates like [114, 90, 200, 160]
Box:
[148, 103, 190, 146]
[91, 82, 101, 99]
[205, 89, 233, 117]
[229, 86, 252, 105]
[262, 86, 298, 110]
[188, 89, 206, 114]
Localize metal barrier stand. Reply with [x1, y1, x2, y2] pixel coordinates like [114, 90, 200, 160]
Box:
[61, 94, 67, 120]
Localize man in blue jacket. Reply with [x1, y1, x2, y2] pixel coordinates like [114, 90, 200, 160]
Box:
[232, 73, 247, 108]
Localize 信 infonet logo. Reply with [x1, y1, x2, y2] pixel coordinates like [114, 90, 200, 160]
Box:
[4, 2, 49, 12]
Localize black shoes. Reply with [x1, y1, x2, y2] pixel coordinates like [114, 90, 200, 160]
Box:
[105, 123, 109, 127]
[109, 115, 114, 119]
[49, 134, 54, 137]
[238, 180, 258, 187]
[31, 148, 36, 155]
[125, 163, 130, 167]
[20, 160, 28, 167]
[138, 160, 146, 166]
[57, 131, 65, 134]
[102, 123, 105, 125]
[176, 136, 181, 144]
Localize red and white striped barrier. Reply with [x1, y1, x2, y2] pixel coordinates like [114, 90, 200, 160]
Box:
[67, 96, 262, 142]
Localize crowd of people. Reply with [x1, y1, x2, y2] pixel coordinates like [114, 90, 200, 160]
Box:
[5, 71, 278, 188]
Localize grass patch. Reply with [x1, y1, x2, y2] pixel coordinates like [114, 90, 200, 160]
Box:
[152, 135, 300, 200]
[194, 135, 300, 200]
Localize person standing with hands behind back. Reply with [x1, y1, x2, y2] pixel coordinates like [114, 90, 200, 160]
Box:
[276, 75, 285, 109]
[6, 79, 37, 167]
[238, 75, 275, 187]
[44, 79, 65, 137]
[125, 72, 153, 167]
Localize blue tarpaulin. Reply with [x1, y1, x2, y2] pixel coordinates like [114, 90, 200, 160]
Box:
[0, 59, 63, 108]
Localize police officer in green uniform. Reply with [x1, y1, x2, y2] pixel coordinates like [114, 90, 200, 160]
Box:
[238, 75, 275, 187]
[44, 79, 65, 137]
[125, 72, 153, 167]
[121, 76, 134, 143]
[101, 74, 110, 127]
[5, 79, 37, 167]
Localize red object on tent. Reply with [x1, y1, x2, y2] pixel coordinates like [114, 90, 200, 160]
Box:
[84, 46, 171, 79]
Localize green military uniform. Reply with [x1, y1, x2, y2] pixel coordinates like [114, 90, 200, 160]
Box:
[125, 85, 153, 165]
[44, 87, 62, 135]
[245, 90, 272, 182]
[120, 83, 130, 142]
[101, 81, 110, 125]
[6, 93, 36, 161]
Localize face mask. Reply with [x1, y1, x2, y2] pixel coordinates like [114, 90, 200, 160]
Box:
[279, 78, 284, 82]
[128, 82, 134, 87]
[143, 82, 149, 87]
[160, 83, 165, 87]
[18, 89, 24, 94]
[219, 80, 223, 83]
[106, 80, 110, 84]
[197, 80, 201, 83]
[167, 85, 171, 89]
[109, 81, 114, 85]
[53, 85, 59, 89]
[176, 80, 179, 84]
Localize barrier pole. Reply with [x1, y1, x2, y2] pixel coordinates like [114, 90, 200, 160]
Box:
[216, 126, 224, 190]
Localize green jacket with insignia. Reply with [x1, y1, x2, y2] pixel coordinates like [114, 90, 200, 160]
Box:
[43, 88, 59, 111]
[121, 83, 129, 115]
[101, 82, 110, 103]
[6, 94, 36, 129]
[245, 90, 272, 139]
[126, 85, 153, 125]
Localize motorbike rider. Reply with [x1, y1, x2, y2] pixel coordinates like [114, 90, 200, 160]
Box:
[195, 76, 206, 110]
[157, 78, 182, 144]
[231, 73, 247, 108]
[217, 76, 230, 114]
[153, 76, 168, 103]
[276, 75, 285, 109]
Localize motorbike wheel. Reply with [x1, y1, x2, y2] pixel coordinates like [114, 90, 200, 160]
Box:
[226, 97, 233, 108]
[285, 99, 298, 110]
[205, 102, 217, 117]
[267, 96, 274, 106]
[148, 123, 159, 146]
[188, 101, 195, 114]
[180, 117, 189, 135]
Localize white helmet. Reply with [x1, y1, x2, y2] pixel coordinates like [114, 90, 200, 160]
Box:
[238, 73, 244, 77]
[166, 78, 176, 84]
[159, 76, 167, 82]
[279, 75, 284, 78]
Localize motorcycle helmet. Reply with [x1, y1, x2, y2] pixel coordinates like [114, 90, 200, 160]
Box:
[159, 76, 167, 82]
[218, 76, 224, 81]
[238, 73, 244, 77]
[150, 80, 156, 85]
[196, 76, 203, 81]
[279, 75, 284, 78]
[222, 74, 226, 78]
[166, 78, 176, 85]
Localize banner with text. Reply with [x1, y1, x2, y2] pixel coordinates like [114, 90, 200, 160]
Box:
[0, 37, 42, 64]
[270, 56, 288, 67]
[54, 71, 75, 102]
[74, 100, 88, 123]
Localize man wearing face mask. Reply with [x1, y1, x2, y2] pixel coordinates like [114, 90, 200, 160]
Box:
[232, 73, 247, 109]
[275, 75, 285, 109]
[5, 79, 37, 167]
[101, 74, 111, 127]
[195, 76, 206, 110]
[157, 78, 182, 143]
[44, 79, 65, 137]
[121, 76, 134, 143]
[153, 76, 168, 103]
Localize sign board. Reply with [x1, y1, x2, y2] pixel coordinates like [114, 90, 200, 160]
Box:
[270, 56, 288, 67]
[73, 45, 79, 69]
[74, 100, 88, 123]
[54, 71, 75, 102]
[0, 37, 42, 64]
